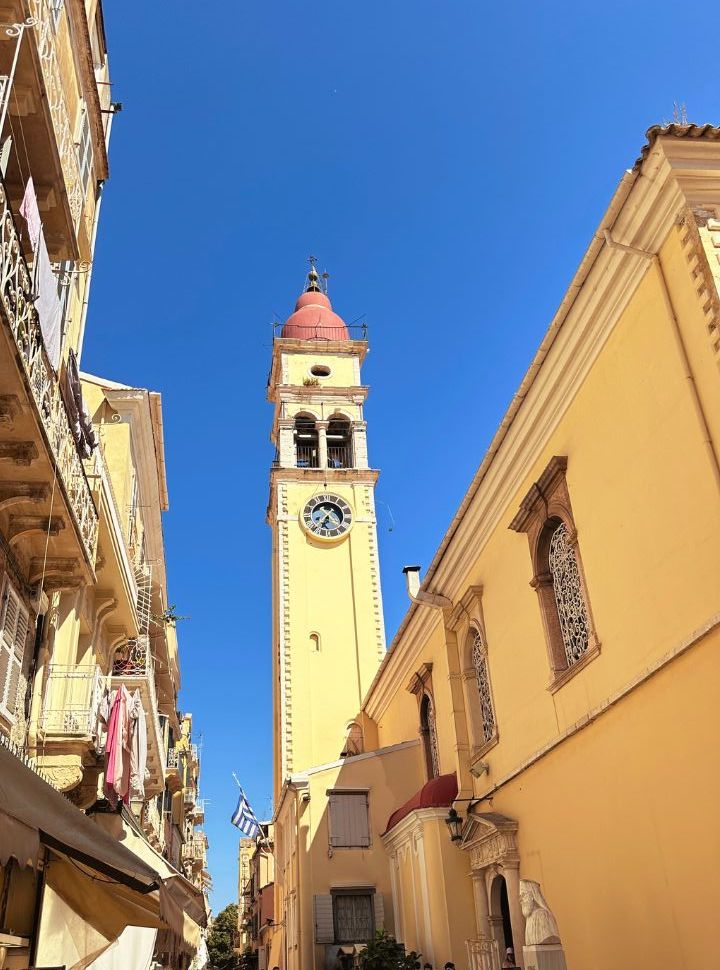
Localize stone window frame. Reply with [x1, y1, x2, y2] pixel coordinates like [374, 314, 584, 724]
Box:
[509, 456, 600, 692]
[407, 663, 440, 780]
[448, 586, 499, 769]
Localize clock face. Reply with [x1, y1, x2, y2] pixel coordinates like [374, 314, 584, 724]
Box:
[301, 493, 353, 541]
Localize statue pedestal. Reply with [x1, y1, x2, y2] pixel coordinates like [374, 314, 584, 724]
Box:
[522, 944, 567, 970]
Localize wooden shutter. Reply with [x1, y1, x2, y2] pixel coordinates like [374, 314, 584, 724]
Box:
[373, 892, 385, 931]
[313, 894, 334, 943]
[0, 582, 29, 721]
[329, 792, 370, 848]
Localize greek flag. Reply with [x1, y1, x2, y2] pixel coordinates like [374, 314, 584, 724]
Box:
[231, 787, 261, 838]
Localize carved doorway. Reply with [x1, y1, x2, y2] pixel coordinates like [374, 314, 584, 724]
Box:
[489, 874, 515, 960]
[460, 812, 525, 969]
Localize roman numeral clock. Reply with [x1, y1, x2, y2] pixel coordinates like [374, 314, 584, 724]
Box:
[300, 493, 353, 541]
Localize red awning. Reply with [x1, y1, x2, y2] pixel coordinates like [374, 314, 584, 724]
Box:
[384, 772, 458, 834]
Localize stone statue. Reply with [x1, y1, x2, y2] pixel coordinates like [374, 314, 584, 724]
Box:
[519, 880, 561, 946]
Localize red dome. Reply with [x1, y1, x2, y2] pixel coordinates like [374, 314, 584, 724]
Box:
[383, 773, 458, 834]
[281, 289, 349, 340]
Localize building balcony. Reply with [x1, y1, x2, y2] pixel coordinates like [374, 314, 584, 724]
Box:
[0, 0, 108, 259]
[0, 179, 98, 581]
[183, 834, 206, 869]
[165, 744, 183, 792]
[111, 636, 165, 796]
[141, 795, 165, 851]
[39, 663, 105, 738]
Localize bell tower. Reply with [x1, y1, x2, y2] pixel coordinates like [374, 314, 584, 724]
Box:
[267, 262, 386, 799]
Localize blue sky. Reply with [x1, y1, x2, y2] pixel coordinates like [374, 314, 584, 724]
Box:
[83, 1, 719, 909]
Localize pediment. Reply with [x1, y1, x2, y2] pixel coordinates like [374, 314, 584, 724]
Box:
[460, 810, 519, 869]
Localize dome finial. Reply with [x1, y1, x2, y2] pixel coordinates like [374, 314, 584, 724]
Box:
[306, 255, 321, 293]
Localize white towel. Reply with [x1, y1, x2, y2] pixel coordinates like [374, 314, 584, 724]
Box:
[34, 231, 62, 370]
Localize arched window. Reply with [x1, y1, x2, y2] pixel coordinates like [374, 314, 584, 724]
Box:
[327, 416, 352, 468]
[510, 457, 599, 685]
[419, 693, 440, 779]
[294, 415, 318, 468]
[340, 720, 364, 758]
[471, 628, 496, 744]
[547, 520, 589, 666]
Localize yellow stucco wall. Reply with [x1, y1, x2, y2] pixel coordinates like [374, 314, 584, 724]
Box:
[361, 210, 720, 969]
[284, 352, 359, 389]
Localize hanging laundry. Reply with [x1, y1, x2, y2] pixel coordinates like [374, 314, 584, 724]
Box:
[129, 689, 148, 801]
[96, 686, 115, 756]
[103, 684, 131, 806]
[62, 349, 98, 457]
[34, 230, 62, 370]
[19, 177, 41, 251]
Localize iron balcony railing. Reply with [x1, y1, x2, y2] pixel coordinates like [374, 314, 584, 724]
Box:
[466, 937, 501, 970]
[167, 746, 180, 770]
[142, 797, 164, 845]
[40, 664, 106, 737]
[30, 0, 87, 237]
[184, 836, 206, 861]
[327, 444, 352, 468]
[112, 637, 153, 678]
[0, 181, 98, 565]
[295, 443, 318, 468]
[272, 320, 368, 340]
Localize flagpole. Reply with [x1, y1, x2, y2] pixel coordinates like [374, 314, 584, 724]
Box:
[232, 772, 243, 791]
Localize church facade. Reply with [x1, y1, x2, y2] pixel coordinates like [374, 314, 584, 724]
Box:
[265, 125, 720, 970]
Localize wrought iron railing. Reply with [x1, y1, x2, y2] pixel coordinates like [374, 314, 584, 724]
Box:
[184, 836, 206, 861]
[0, 182, 98, 564]
[40, 664, 106, 736]
[88, 446, 138, 595]
[273, 320, 368, 340]
[112, 636, 152, 678]
[112, 636, 165, 779]
[295, 444, 318, 468]
[30, 0, 86, 235]
[327, 444, 352, 468]
[142, 797, 164, 843]
[466, 937, 501, 970]
[167, 746, 180, 769]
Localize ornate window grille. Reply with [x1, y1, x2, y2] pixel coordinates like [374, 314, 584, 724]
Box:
[548, 522, 589, 666]
[471, 629, 496, 743]
[420, 693, 440, 779]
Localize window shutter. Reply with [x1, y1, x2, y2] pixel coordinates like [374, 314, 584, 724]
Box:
[373, 892, 384, 931]
[313, 894, 334, 943]
[329, 792, 370, 848]
[0, 583, 29, 720]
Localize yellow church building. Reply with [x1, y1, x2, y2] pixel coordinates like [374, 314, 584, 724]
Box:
[265, 123, 720, 970]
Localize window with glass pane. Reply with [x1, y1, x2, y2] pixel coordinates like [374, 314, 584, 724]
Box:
[333, 893, 374, 944]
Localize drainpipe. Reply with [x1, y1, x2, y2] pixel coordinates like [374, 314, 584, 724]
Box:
[602, 230, 720, 491]
[402, 566, 452, 610]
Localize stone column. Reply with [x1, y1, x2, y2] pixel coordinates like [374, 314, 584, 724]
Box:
[278, 419, 295, 468]
[317, 421, 328, 469]
[352, 420, 368, 469]
[504, 866, 526, 969]
[471, 870, 491, 939]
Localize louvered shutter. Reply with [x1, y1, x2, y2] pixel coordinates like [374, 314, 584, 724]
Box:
[373, 892, 385, 932]
[313, 894, 334, 943]
[329, 792, 370, 848]
[0, 583, 29, 721]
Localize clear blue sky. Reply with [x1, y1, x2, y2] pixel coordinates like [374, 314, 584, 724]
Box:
[83, 1, 718, 909]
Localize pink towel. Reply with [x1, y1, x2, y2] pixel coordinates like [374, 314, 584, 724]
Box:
[104, 685, 130, 805]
